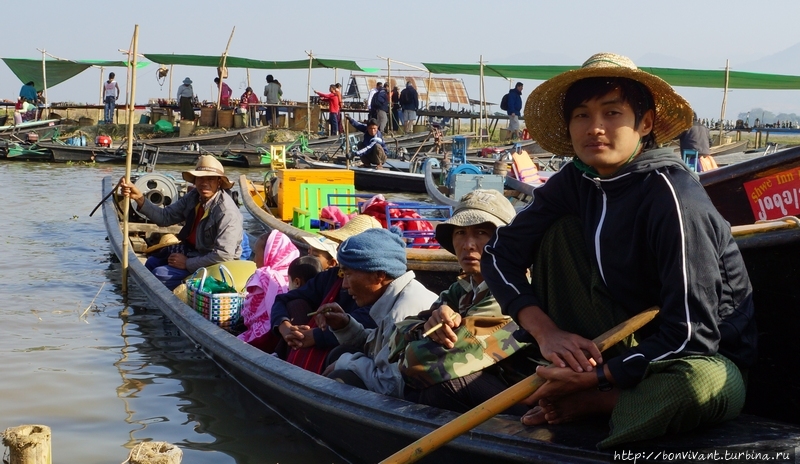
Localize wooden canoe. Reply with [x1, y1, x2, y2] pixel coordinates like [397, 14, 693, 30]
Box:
[139, 125, 269, 147]
[37, 141, 250, 167]
[102, 175, 800, 463]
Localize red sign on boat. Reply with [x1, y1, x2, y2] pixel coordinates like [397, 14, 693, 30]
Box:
[743, 167, 800, 221]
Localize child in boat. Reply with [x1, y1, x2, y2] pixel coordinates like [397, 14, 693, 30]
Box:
[287, 256, 323, 291]
[481, 53, 757, 448]
[270, 215, 383, 373]
[238, 230, 299, 350]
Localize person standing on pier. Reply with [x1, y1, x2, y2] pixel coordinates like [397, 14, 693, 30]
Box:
[102, 73, 120, 124]
[177, 77, 195, 121]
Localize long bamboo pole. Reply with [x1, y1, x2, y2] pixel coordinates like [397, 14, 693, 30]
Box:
[33, 49, 48, 122]
[216, 26, 236, 127]
[99, 66, 104, 105]
[168, 64, 174, 103]
[306, 50, 313, 134]
[381, 307, 660, 463]
[479, 55, 484, 142]
[121, 25, 140, 295]
[718, 59, 730, 146]
[387, 57, 392, 133]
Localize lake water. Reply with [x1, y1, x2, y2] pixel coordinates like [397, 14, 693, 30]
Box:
[0, 162, 345, 463]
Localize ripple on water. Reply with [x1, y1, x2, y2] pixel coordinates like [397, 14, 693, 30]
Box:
[0, 164, 344, 463]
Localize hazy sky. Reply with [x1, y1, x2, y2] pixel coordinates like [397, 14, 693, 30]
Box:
[6, 0, 800, 120]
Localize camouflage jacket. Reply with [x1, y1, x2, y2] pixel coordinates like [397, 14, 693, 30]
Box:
[389, 278, 529, 390]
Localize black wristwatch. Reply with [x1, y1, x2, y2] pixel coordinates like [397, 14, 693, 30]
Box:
[596, 365, 613, 392]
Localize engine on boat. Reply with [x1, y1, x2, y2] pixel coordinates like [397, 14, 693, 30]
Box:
[115, 172, 186, 222]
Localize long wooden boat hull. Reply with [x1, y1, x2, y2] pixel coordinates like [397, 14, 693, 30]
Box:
[102, 176, 800, 463]
[709, 139, 749, 156]
[238, 175, 459, 290]
[424, 158, 459, 207]
[0, 119, 61, 139]
[141, 126, 269, 147]
[702, 145, 800, 226]
[38, 141, 249, 167]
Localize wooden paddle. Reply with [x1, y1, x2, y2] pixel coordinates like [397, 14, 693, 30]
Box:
[380, 306, 660, 464]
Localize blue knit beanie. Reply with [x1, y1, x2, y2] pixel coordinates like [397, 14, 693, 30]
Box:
[336, 227, 407, 278]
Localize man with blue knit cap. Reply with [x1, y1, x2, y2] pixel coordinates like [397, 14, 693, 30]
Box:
[316, 227, 437, 397]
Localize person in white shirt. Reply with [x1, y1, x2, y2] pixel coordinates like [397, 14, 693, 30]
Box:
[102, 73, 120, 124]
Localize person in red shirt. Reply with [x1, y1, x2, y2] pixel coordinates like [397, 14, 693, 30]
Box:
[315, 84, 341, 136]
[214, 77, 233, 107]
[240, 87, 260, 126]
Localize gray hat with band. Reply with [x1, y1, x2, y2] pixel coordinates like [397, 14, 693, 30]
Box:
[435, 189, 516, 254]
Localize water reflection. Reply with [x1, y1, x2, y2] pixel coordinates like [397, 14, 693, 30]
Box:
[0, 161, 343, 463]
[106, 249, 345, 463]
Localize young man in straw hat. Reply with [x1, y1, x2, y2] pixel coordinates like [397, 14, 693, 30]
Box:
[482, 53, 756, 448]
[120, 155, 243, 290]
[270, 215, 383, 370]
[390, 189, 529, 413]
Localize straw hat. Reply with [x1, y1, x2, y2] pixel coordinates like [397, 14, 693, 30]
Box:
[525, 52, 693, 156]
[144, 233, 180, 254]
[435, 189, 516, 255]
[318, 214, 382, 243]
[301, 235, 340, 260]
[182, 155, 233, 189]
[183, 77, 193, 85]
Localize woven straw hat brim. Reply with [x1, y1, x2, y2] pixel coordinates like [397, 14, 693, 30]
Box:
[144, 234, 180, 254]
[301, 236, 339, 260]
[318, 215, 382, 243]
[182, 171, 234, 189]
[525, 57, 693, 156]
[435, 209, 508, 255]
[182, 155, 233, 189]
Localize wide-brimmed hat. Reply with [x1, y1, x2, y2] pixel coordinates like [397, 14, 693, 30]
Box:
[183, 77, 192, 85]
[525, 52, 693, 156]
[319, 214, 382, 243]
[301, 235, 340, 260]
[144, 233, 181, 254]
[435, 189, 516, 255]
[182, 155, 233, 189]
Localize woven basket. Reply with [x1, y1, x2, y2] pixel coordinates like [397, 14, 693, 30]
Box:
[186, 265, 243, 330]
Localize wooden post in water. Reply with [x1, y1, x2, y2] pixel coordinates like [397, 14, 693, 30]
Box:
[126, 441, 182, 464]
[2, 425, 51, 464]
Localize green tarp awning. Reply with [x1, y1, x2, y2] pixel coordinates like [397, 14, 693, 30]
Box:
[143, 54, 363, 72]
[422, 63, 800, 90]
[2, 58, 149, 90]
[3, 58, 92, 90]
[76, 60, 150, 69]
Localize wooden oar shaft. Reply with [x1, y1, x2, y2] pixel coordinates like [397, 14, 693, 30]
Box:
[381, 306, 660, 464]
